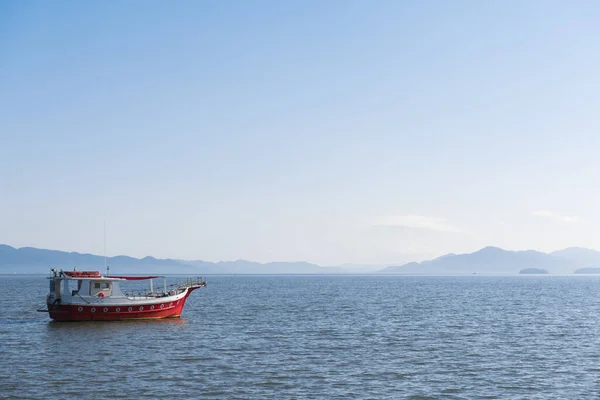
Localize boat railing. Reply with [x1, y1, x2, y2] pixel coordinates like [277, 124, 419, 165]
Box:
[175, 276, 207, 290]
[122, 276, 206, 299]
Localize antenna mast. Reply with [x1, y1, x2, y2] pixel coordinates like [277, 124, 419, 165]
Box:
[104, 215, 108, 275]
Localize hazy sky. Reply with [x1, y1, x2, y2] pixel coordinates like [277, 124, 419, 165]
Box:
[2, 1, 600, 265]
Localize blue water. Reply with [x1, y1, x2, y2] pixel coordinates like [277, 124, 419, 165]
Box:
[1, 275, 600, 399]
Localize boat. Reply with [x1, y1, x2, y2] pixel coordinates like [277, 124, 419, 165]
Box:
[38, 268, 206, 321]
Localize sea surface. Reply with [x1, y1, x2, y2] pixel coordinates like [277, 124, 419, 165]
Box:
[1, 275, 600, 399]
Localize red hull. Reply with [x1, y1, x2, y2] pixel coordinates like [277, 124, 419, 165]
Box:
[48, 289, 198, 322]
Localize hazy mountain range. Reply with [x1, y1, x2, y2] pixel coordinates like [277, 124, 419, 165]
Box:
[2, 244, 600, 275]
[379, 246, 600, 274]
[0, 244, 341, 274]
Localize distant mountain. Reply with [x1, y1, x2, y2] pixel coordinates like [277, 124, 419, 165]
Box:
[379, 246, 592, 275]
[574, 267, 600, 274]
[550, 247, 600, 267]
[432, 253, 457, 261]
[0, 244, 178, 266]
[0, 244, 192, 274]
[0, 244, 340, 274]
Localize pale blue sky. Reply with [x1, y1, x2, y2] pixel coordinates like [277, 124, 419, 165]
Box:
[2, 1, 600, 265]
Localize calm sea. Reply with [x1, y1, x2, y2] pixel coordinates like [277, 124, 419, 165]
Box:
[1, 275, 600, 399]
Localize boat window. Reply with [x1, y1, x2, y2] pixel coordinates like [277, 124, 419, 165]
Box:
[89, 281, 113, 297]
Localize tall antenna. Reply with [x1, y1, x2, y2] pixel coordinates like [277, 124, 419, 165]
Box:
[104, 215, 108, 275]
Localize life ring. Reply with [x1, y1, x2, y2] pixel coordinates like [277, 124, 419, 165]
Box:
[98, 292, 105, 298]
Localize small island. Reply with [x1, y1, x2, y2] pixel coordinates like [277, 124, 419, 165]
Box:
[574, 267, 600, 274]
[519, 268, 548, 274]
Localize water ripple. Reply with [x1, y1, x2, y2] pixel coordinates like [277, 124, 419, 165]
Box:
[1, 275, 600, 398]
